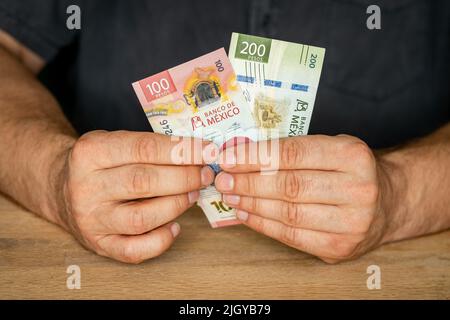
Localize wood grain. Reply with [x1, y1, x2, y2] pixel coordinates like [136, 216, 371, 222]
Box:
[0, 193, 448, 299]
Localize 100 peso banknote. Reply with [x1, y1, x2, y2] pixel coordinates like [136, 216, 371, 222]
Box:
[229, 33, 325, 139]
[132, 48, 255, 228]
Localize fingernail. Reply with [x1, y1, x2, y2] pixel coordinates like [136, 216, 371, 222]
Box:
[170, 222, 181, 237]
[223, 194, 240, 206]
[201, 166, 214, 186]
[188, 190, 199, 204]
[215, 172, 234, 192]
[221, 151, 236, 169]
[236, 210, 248, 221]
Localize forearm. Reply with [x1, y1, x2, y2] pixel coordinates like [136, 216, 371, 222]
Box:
[0, 46, 77, 226]
[380, 123, 450, 243]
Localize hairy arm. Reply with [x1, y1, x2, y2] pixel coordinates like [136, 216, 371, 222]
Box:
[380, 123, 450, 243]
[0, 30, 77, 227]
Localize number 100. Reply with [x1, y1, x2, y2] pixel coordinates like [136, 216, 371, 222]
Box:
[146, 78, 170, 95]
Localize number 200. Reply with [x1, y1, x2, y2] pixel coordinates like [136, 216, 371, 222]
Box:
[240, 41, 266, 57]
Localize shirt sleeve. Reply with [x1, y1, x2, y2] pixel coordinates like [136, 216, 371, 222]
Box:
[0, 0, 82, 62]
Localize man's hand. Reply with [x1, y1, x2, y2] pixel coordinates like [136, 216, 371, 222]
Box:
[215, 135, 396, 263]
[0, 35, 218, 264]
[56, 131, 214, 264]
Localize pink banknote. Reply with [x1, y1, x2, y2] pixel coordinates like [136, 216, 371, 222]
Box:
[132, 48, 255, 228]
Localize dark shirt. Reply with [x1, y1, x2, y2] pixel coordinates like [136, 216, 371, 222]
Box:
[0, 0, 448, 148]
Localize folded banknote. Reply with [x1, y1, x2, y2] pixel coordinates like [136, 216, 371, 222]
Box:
[132, 48, 255, 228]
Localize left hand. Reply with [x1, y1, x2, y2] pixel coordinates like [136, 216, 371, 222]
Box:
[215, 135, 392, 263]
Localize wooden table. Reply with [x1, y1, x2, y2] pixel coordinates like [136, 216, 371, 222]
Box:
[0, 193, 448, 299]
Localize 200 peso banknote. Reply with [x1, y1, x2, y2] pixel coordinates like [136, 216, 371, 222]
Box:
[229, 33, 325, 139]
[132, 48, 255, 228]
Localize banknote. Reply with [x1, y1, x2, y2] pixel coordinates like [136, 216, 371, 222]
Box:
[229, 33, 325, 139]
[132, 48, 255, 228]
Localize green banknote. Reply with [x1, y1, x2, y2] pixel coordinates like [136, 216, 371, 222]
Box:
[229, 33, 325, 139]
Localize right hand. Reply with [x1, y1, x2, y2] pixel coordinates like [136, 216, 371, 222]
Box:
[55, 130, 214, 263]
